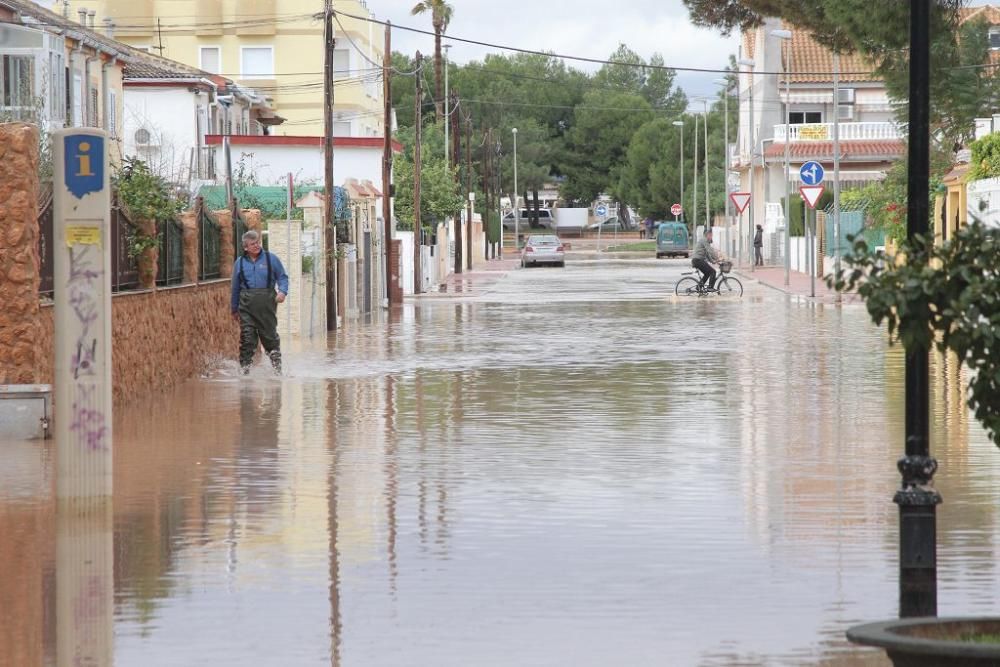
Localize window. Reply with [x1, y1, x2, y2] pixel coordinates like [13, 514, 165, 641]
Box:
[200, 46, 221, 74]
[789, 111, 822, 125]
[107, 89, 117, 136]
[48, 49, 65, 125]
[837, 103, 854, 121]
[88, 87, 98, 127]
[990, 27, 1000, 50]
[240, 47, 273, 78]
[1, 55, 34, 114]
[333, 121, 351, 136]
[333, 48, 350, 78]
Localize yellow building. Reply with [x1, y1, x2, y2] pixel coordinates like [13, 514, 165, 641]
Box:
[59, 0, 385, 137]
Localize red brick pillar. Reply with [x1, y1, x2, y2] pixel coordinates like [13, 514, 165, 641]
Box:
[0, 123, 41, 384]
[180, 210, 198, 284]
[242, 209, 263, 234]
[215, 209, 234, 278]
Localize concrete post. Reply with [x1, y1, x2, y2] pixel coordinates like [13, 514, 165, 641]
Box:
[0, 123, 41, 384]
[53, 127, 112, 500]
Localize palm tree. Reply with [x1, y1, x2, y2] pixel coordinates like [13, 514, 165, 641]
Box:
[410, 0, 454, 119]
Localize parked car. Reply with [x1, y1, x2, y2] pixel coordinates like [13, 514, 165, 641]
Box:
[521, 234, 565, 268]
[655, 221, 690, 258]
[586, 216, 629, 232]
[503, 208, 555, 231]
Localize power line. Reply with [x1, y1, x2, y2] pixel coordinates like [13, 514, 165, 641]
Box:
[333, 8, 876, 78]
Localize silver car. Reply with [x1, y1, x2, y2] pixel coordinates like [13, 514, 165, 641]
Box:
[521, 235, 565, 268]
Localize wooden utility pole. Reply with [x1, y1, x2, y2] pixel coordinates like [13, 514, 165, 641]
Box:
[382, 20, 395, 305]
[413, 52, 423, 295]
[453, 96, 463, 275]
[483, 128, 492, 259]
[323, 0, 338, 329]
[466, 113, 473, 270]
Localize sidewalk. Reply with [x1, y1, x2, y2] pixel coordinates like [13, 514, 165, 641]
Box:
[736, 264, 862, 304]
[421, 256, 521, 297]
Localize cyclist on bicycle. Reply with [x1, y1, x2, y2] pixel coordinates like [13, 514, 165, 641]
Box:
[692, 229, 723, 290]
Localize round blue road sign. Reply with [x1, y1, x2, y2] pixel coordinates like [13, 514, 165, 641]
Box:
[799, 161, 825, 186]
[595, 204, 608, 216]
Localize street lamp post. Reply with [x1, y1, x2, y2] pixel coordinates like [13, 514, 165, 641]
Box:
[771, 28, 793, 286]
[714, 78, 731, 263]
[512, 127, 519, 251]
[738, 57, 755, 270]
[673, 120, 684, 222]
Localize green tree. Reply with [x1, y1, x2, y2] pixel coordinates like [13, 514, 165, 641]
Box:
[394, 123, 464, 229]
[644, 53, 688, 113]
[561, 90, 654, 205]
[410, 0, 454, 118]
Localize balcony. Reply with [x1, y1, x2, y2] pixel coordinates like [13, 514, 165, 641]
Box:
[774, 122, 903, 142]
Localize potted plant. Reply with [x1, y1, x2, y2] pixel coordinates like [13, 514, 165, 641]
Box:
[114, 158, 183, 289]
[834, 223, 1000, 664]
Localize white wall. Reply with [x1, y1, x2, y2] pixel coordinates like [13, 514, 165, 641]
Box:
[216, 142, 384, 187]
[123, 86, 199, 183]
[967, 178, 1000, 227]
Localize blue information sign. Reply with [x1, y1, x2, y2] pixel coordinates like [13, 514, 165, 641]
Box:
[799, 161, 825, 186]
[595, 204, 608, 216]
[64, 134, 105, 200]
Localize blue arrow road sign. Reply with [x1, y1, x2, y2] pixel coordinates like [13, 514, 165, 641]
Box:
[595, 204, 608, 216]
[799, 161, 825, 186]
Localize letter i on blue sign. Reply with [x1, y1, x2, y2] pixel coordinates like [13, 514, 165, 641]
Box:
[64, 135, 105, 200]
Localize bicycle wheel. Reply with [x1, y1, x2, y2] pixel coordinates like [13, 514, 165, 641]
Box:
[717, 276, 743, 297]
[675, 276, 700, 296]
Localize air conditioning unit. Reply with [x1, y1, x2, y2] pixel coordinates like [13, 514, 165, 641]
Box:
[838, 88, 855, 104]
[133, 127, 158, 147]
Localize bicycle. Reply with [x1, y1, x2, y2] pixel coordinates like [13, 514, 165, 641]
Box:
[675, 260, 743, 297]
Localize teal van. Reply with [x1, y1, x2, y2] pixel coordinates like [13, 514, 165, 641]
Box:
[655, 221, 690, 258]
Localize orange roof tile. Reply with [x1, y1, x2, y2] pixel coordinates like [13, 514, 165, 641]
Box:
[782, 27, 876, 84]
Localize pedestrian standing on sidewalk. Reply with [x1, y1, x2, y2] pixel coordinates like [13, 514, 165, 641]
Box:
[754, 224, 764, 266]
[230, 230, 289, 375]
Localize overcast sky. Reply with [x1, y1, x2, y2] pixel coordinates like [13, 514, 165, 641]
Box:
[375, 0, 741, 105]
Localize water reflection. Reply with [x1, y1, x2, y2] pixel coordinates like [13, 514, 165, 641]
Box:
[4, 261, 1000, 665]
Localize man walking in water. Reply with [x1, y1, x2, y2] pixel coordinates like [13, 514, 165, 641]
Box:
[230, 230, 289, 375]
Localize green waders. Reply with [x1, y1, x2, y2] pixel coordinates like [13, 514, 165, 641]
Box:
[239, 288, 281, 374]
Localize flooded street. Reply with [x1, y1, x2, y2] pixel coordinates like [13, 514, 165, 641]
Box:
[4, 258, 1000, 666]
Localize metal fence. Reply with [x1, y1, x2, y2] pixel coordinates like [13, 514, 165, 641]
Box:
[824, 210, 885, 256]
[111, 202, 141, 291]
[156, 217, 184, 286]
[197, 197, 221, 280]
[38, 191, 141, 297]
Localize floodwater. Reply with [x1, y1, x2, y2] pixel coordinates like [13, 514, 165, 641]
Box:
[3, 259, 1000, 667]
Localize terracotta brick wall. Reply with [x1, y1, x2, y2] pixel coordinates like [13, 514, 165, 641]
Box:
[36, 281, 238, 403]
[0, 123, 41, 384]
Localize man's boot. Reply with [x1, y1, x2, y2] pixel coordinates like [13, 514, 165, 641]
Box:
[269, 349, 282, 375]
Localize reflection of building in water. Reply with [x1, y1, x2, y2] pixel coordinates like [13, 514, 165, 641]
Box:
[734, 306, 898, 555]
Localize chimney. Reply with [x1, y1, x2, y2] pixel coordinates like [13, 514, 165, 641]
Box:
[103, 17, 114, 38]
[88, 9, 96, 29]
[78, 8, 87, 25]
[62, 0, 69, 18]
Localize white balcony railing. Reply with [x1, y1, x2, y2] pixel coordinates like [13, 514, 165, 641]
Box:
[773, 122, 903, 142]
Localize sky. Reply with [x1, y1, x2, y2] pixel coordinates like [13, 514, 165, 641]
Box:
[374, 0, 741, 104]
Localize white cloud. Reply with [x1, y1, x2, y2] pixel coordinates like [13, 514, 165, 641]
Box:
[374, 0, 739, 101]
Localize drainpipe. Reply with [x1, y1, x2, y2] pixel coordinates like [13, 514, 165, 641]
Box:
[84, 54, 98, 126]
[101, 56, 116, 134]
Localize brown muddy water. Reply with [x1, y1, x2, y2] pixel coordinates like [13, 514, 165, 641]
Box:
[2, 259, 999, 666]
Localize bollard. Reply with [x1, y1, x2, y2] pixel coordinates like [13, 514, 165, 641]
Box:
[53, 128, 112, 500]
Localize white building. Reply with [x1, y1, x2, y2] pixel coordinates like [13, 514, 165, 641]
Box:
[735, 18, 905, 233]
[122, 50, 282, 189]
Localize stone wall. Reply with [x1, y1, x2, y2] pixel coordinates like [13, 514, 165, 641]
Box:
[0, 123, 40, 384]
[36, 281, 237, 403]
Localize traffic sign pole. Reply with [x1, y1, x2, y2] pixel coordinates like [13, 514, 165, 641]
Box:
[729, 193, 752, 271]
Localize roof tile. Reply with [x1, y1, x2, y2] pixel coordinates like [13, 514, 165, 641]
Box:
[764, 140, 905, 160]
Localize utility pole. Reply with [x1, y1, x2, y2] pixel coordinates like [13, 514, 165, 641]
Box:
[482, 127, 491, 259]
[443, 44, 451, 166]
[466, 113, 473, 270]
[453, 94, 463, 275]
[833, 52, 842, 306]
[704, 101, 710, 233]
[898, 0, 939, 619]
[323, 0, 338, 330]
[693, 113, 699, 236]
[413, 52, 423, 295]
[382, 20, 394, 306]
